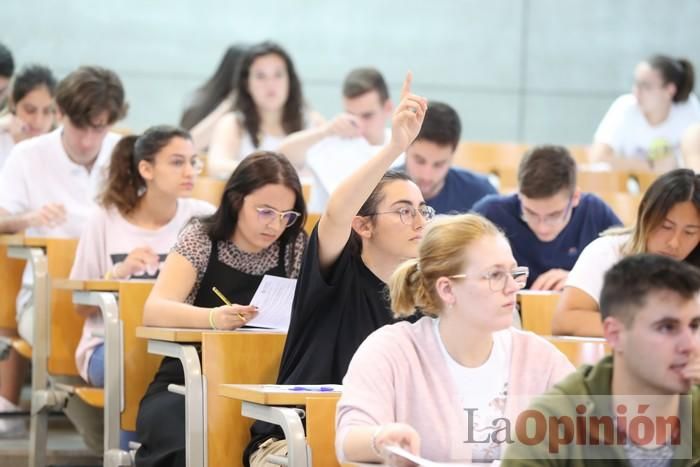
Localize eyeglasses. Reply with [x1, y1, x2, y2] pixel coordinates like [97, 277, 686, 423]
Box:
[167, 157, 204, 175]
[367, 205, 436, 225]
[255, 207, 301, 228]
[449, 266, 529, 292]
[520, 198, 573, 226]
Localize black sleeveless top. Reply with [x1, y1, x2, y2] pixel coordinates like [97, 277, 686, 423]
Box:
[143, 240, 288, 397]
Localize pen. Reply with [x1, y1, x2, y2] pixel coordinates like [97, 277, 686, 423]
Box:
[289, 386, 336, 392]
[211, 286, 245, 320]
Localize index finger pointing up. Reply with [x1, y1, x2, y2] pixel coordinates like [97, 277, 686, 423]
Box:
[400, 71, 413, 100]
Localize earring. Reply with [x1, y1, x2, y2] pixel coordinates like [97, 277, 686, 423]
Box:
[137, 185, 146, 197]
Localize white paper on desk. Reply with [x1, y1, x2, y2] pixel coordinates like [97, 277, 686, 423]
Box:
[384, 445, 497, 466]
[246, 275, 297, 331]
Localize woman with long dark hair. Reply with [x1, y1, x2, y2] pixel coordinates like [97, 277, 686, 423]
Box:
[208, 41, 323, 175]
[554, 168, 700, 336]
[179, 44, 247, 152]
[134, 151, 308, 467]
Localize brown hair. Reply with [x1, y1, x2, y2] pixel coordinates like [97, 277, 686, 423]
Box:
[100, 125, 191, 215]
[517, 145, 576, 198]
[389, 214, 502, 318]
[55, 66, 128, 128]
[349, 170, 412, 254]
[620, 168, 700, 267]
[647, 55, 695, 103]
[342, 67, 389, 102]
[232, 42, 304, 149]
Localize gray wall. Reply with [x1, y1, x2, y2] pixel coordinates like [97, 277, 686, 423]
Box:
[3, 0, 699, 144]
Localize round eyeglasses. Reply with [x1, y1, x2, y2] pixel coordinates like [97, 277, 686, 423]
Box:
[367, 205, 436, 225]
[449, 266, 529, 292]
[255, 207, 301, 228]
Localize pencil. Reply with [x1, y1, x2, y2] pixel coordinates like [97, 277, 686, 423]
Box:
[212, 286, 245, 320]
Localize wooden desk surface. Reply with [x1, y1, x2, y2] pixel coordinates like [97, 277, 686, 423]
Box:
[219, 384, 342, 405]
[0, 235, 50, 247]
[53, 279, 121, 291]
[136, 326, 205, 343]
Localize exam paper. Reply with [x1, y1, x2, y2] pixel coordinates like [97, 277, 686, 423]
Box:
[246, 275, 297, 331]
[384, 446, 499, 466]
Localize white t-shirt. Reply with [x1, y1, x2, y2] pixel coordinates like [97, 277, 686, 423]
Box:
[0, 128, 122, 310]
[0, 131, 14, 170]
[70, 198, 216, 382]
[433, 319, 512, 462]
[238, 131, 285, 161]
[306, 128, 398, 212]
[565, 233, 630, 304]
[594, 93, 700, 166]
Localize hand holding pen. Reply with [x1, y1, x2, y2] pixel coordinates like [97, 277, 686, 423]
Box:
[209, 286, 258, 330]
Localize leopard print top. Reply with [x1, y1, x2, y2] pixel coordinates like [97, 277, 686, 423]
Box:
[173, 218, 307, 304]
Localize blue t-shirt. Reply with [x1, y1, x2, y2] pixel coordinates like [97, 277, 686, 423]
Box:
[424, 167, 497, 214]
[472, 193, 621, 288]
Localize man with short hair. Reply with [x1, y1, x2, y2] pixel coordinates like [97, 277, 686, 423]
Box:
[472, 145, 620, 290]
[502, 254, 700, 466]
[0, 65, 127, 446]
[278, 67, 395, 211]
[403, 101, 495, 214]
[0, 43, 15, 108]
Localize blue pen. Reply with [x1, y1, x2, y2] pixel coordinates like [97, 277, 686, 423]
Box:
[289, 386, 335, 392]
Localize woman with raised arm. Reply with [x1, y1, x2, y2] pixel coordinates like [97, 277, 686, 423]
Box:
[245, 73, 430, 464]
[553, 168, 700, 336]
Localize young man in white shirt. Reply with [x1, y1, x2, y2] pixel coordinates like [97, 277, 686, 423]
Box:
[278, 67, 394, 211]
[0, 65, 127, 443]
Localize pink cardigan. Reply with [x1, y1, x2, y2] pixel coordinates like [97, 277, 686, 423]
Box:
[335, 317, 575, 462]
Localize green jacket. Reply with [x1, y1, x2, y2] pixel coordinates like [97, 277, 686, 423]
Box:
[501, 355, 700, 467]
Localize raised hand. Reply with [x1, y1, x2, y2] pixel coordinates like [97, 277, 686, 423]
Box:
[113, 246, 161, 279]
[389, 72, 428, 153]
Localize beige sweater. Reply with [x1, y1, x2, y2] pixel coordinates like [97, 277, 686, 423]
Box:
[335, 317, 575, 462]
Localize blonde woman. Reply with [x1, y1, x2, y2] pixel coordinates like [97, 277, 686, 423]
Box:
[553, 168, 700, 336]
[336, 214, 574, 464]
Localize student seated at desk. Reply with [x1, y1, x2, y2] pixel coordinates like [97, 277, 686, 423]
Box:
[553, 169, 700, 337]
[135, 151, 307, 467]
[245, 73, 430, 465]
[591, 54, 700, 172]
[472, 146, 620, 291]
[69, 126, 214, 450]
[502, 254, 700, 466]
[70, 125, 215, 388]
[0, 66, 127, 442]
[208, 41, 324, 176]
[0, 64, 57, 167]
[335, 214, 574, 464]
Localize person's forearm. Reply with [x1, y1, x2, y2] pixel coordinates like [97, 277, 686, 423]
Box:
[324, 143, 402, 227]
[277, 126, 330, 169]
[0, 213, 30, 234]
[142, 296, 211, 328]
[342, 426, 383, 463]
[190, 98, 234, 153]
[551, 308, 603, 337]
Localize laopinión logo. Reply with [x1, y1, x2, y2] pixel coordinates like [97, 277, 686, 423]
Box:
[461, 395, 693, 459]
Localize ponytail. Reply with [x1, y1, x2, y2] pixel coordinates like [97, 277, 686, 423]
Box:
[99, 135, 142, 215]
[675, 58, 695, 103]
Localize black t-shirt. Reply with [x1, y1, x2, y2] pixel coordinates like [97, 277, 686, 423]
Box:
[276, 226, 394, 385]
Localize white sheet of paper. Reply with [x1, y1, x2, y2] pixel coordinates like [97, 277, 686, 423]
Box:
[246, 275, 297, 331]
[384, 445, 498, 466]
